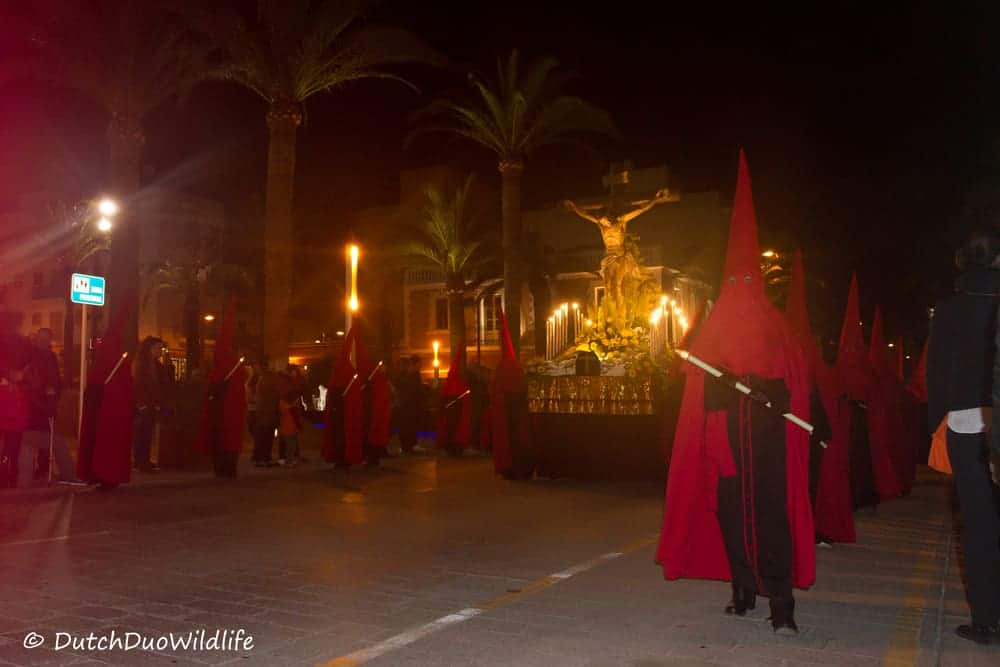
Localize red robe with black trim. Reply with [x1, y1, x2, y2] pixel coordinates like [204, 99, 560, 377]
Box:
[197, 302, 247, 454]
[322, 326, 364, 464]
[836, 278, 903, 502]
[490, 311, 532, 476]
[657, 150, 815, 590]
[785, 251, 855, 543]
[354, 325, 391, 451]
[78, 303, 133, 485]
[437, 345, 472, 450]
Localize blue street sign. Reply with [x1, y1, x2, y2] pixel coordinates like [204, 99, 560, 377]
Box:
[70, 273, 106, 307]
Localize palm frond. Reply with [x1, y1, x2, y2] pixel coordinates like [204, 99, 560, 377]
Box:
[410, 49, 618, 163]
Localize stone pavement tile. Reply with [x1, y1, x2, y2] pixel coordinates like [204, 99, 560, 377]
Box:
[121, 603, 194, 619]
[253, 630, 375, 664]
[62, 607, 130, 622]
[246, 609, 341, 633]
[0, 644, 91, 666]
[181, 599, 266, 619]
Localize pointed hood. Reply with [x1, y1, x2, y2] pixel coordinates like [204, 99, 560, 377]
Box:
[868, 306, 889, 375]
[684, 148, 795, 378]
[209, 300, 240, 381]
[329, 326, 358, 388]
[492, 309, 525, 393]
[442, 343, 470, 397]
[837, 274, 867, 369]
[721, 149, 763, 291]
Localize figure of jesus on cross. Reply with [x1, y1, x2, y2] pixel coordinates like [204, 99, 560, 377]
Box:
[564, 187, 678, 314]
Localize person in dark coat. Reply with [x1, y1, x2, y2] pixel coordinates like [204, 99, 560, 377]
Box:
[929, 230, 1000, 645]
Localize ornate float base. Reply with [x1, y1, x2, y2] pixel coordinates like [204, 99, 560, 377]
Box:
[527, 375, 671, 481]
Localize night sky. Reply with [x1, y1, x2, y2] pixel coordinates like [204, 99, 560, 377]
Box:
[2, 0, 998, 348]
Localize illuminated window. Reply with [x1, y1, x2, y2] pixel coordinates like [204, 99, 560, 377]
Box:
[482, 294, 503, 333]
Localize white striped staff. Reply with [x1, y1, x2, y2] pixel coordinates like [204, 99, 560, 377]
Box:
[342, 373, 359, 397]
[365, 361, 384, 385]
[223, 356, 246, 383]
[676, 349, 826, 447]
[104, 352, 128, 385]
[445, 389, 471, 409]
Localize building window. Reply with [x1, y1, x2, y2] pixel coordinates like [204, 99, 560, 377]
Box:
[31, 312, 42, 327]
[434, 297, 448, 330]
[481, 294, 503, 343]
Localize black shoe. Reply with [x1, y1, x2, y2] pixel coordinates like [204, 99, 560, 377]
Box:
[769, 598, 798, 635]
[956, 623, 1000, 645]
[725, 584, 756, 616]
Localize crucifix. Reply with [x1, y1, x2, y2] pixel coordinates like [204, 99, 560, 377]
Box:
[563, 181, 678, 315]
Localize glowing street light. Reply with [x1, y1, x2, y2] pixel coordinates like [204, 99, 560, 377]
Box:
[96, 217, 113, 233]
[203, 314, 216, 322]
[761, 249, 777, 258]
[346, 243, 360, 332]
[97, 198, 118, 217]
[432, 340, 440, 379]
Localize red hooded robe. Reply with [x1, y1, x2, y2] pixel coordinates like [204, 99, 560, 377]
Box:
[836, 279, 902, 501]
[656, 150, 815, 589]
[784, 252, 855, 543]
[490, 310, 533, 477]
[197, 302, 247, 455]
[77, 303, 134, 485]
[322, 326, 364, 465]
[354, 324, 391, 451]
[437, 344, 472, 450]
[869, 307, 915, 493]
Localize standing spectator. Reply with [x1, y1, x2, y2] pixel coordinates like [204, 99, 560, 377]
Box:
[278, 373, 303, 466]
[133, 336, 165, 473]
[0, 336, 29, 487]
[929, 230, 1000, 645]
[19, 328, 79, 486]
[251, 363, 280, 466]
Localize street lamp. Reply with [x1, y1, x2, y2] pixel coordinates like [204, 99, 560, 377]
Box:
[203, 314, 216, 322]
[346, 244, 359, 332]
[97, 217, 113, 233]
[432, 340, 440, 380]
[97, 198, 118, 217]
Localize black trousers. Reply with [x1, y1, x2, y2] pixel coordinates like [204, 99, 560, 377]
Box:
[947, 429, 1000, 626]
[252, 420, 277, 463]
[710, 378, 793, 603]
[849, 404, 879, 510]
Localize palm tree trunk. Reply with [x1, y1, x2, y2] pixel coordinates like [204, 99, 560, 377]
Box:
[263, 101, 302, 369]
[447, 288, 466, 371]
[499, 160, 524, 358]
[531, 277, 550, 357]
[105, 114, 144, 352]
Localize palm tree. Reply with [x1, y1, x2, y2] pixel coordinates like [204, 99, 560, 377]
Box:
[144, 246, 253, 378]
[410, 50, 619, 358]
[396, 175, 498, 363]
[188, 0, 442, 367]
[14, 0, 209, 349]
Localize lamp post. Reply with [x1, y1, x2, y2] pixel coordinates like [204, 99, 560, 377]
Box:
[78, 197, 117, 438]
[346, 244, 359, 333]
[432, 340, 440, 380]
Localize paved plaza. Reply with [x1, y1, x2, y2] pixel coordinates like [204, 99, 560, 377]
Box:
[0, 444, 996, 666]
